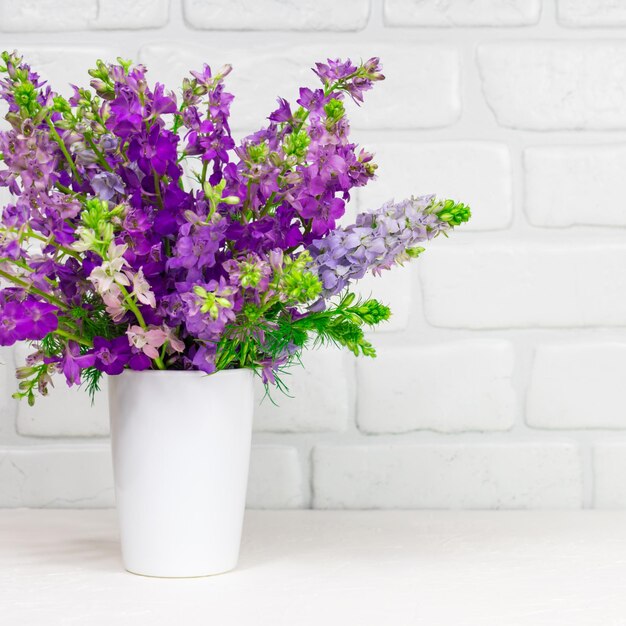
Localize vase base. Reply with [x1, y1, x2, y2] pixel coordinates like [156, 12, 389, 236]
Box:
[124, 565, 236, 579]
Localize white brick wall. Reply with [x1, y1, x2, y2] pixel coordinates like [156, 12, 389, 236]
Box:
[313, 444, 583, 509]
[421, 243, 626, 328]
[357, 340, 516, 433]
[478, 42, 626, 130]
[524, 145, 626, 227]
[593, 444, 626, 508]
[253, 348, 353, 433]
[183, 0, 371, 31]
[557, 0, 626, 27]
[356, 141, 513, 231]
[2, 0, 626, 511]
[528, 343, 626, 429]
[385, 0, 542, 27]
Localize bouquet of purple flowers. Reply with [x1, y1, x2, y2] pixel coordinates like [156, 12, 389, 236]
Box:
[0, 51, 469, 404]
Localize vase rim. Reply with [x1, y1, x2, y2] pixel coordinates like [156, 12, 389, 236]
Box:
[116, 368, 252, 377]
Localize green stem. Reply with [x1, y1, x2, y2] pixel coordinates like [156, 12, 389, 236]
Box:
[0, 269, 68, 309]
[200, 161, 208, 189]
[46, 119, 83, 185]
[16, 229, 81, 261]
[153, 170, 164, 210]
[55, 328, 92, 348]
[55, 182, 75, 195]
[117, 283, 166, 370]
[85, 136, 114, 173]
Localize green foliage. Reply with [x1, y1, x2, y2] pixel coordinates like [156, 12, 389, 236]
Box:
[81, 367, 104, 404]
[324, 98, 345, 127]
[276, 250, 322, 304]
[247, 141, 269, 164]
[283, 129, 310, 160]
[436, 199, 471, 226]
[12, 362, 52, 406]
[214, 291, 391, 394]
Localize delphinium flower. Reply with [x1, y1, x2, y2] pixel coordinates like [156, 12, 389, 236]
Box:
[309, 196, 471, 297]
[0, 49, 470, 404]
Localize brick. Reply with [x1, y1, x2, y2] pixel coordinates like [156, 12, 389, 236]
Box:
[1, 47, 115, 98]
[313, 444, 583, 509]
[478, 42, 626, 130]
[385, 0, 541, 26]
[357, 142, 512, 231]
[91, 0, 170, 29]
[16, 385, 109, 438]
[357, 340, 516, 434]
[254, 348, 352, 432]
[0, 446, 114, 507]
[246, 446, 304, 509]
[0, 0, 97, 32]
[525, 145, 626, 227]
[593, 444, 626, 508]
[16, 389, 109, 438]
[420, 242, 626, 328]
[528, 343, 626, 430]
[184, 0, 370, 31]
[13, 345, 109, 437]
[355, 264, 412, 333]
[139, 43, 460, 130]
[558, 0, 626, 26]
[0, 347, 16, 436]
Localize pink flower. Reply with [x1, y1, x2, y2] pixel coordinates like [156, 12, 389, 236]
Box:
[89, 242, 130, 294]
[130, 268, 156, 308]
[102, 284, 126, 322]
[126, 325, 168, 360]
[163, 325, 185, 353]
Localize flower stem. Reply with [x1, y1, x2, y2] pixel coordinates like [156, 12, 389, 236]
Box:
[55, 328, 92, 347]
[117, 283, 166, 370]
[17, 229, 81, 261]
[46, 119, 83, 185]
[153, 170, 164, 210]
[0, 268, 68, 310]
[85, 136, 114, 173]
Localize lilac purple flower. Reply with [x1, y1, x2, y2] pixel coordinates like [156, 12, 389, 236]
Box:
[0, 50, 469, 402]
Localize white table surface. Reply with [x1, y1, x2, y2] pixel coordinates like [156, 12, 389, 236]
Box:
[2, 509, 626, 625]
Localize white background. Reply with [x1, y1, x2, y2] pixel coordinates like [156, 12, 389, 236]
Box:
[2, 0, 626, 510]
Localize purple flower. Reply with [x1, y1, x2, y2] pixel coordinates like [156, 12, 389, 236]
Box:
[61, 341, 96, 386]
[18, 299, 59, 340]
[91, 171, 125, 201]
[127, 126, 180, 177]
[107, 90, 144, 139]
[93, 336, 131, 375]
[168, 218, 227, 272]
[0, 300, 27, 345]
[191, 344, 216, 374]
[313, 59, 358, 85]
[0, 52, 468, 399]
[309, 196, 454, 296]
[269, 97, 292, 123]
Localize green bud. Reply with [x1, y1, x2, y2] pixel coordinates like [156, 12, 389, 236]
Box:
[341, 292, 356, 307]
[324, 98, 345, 127]
[436, 199, 471, 227]
[406, 246, 425, 259]
[13, 80, 38, 116]
[247, 141, 269, 164]
[350, 299, 392, 325]
[283, 129, 310, 160]
[15, 366, 36, 380]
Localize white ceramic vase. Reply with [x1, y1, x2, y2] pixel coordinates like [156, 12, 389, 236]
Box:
[108, 369, 254, 578]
